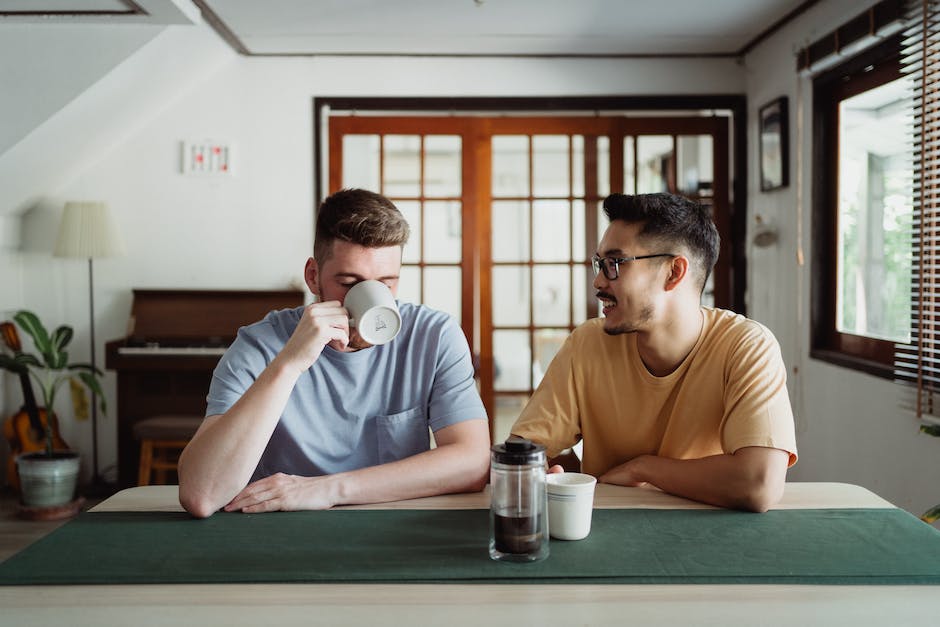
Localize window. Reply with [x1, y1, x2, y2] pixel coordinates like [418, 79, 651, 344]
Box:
[811, 35, 913, 377]
[836, 78, 912, 344]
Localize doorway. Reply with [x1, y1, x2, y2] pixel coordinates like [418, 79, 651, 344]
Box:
[322, 101, 742, 441]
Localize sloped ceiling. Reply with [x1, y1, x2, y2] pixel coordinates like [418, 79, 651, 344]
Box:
[0, 0, 228, 229]
[0, 0, 198, 157]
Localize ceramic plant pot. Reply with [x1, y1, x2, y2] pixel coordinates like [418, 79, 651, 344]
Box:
[16, 451, 81, 507]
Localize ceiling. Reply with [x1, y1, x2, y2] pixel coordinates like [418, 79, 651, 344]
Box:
[1, 0, 822, 57]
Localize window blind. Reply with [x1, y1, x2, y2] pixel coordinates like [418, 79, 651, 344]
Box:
[895, 0, 940, 416]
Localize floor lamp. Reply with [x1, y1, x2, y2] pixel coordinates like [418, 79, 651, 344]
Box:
[54, 201, 125, 490]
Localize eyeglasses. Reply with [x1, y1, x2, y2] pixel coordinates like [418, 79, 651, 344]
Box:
[591, 253, 676, 280]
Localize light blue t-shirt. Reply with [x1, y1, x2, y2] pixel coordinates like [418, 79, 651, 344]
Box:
[206, 302, 486, 482]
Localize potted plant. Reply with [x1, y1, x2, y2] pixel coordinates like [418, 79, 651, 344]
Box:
[0, 310, 105, 509]
[921, 424, 940, 524]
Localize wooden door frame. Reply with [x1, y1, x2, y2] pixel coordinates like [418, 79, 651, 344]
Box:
[314, 95, 748, 315]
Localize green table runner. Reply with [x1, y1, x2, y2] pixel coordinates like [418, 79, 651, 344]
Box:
[2, 508, 940, 585]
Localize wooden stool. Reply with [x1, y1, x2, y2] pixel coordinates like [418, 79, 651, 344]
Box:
[133, 415, 203, 486]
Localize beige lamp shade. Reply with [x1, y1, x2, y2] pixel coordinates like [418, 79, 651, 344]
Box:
[54, 201, 125, 258]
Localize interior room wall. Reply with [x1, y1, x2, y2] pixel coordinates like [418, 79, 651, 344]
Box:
[743, 0, 940, 523]
[0, 17, 742, 485]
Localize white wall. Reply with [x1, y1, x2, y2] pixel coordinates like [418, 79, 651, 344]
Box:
[0, 18, 743, 484]
[743, 0, 940, 523]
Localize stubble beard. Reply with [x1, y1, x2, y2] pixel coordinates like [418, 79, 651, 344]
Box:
[602, 304, 654, 336]
[346, 329, 373, 351]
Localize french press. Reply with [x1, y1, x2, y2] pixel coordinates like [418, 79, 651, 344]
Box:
[489, 436, 549, 562]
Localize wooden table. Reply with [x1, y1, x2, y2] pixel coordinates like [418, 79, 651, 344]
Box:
[2, 483, 939, 626]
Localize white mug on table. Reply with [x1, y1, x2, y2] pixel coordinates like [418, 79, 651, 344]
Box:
[547, 472, 597, 541]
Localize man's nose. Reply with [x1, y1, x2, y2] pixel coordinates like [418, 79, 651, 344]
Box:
[592, 271, 607, 291]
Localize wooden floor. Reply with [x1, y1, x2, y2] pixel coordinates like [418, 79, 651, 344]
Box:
[0, 488, 103, 563]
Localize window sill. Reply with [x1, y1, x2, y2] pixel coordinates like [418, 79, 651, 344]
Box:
[809, 348, 894, 380]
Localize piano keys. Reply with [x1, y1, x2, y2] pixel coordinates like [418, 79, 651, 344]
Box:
[106, 289, 305, 487]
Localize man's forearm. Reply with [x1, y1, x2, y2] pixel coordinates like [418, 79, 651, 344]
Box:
[222, 419, 492, 514]
[178, 359, 300, 517]
[601, 447, 789, 512]
[333, 422, 491, 506]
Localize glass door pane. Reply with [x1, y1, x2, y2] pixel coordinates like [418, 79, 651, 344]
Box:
[637, 135, 674, 193]
[677, 135, 713, 197]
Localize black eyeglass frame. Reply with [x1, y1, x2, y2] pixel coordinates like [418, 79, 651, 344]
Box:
[591, 253, 676, 280]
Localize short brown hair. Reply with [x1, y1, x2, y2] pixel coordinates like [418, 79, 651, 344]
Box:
[314, 189, 410, 263]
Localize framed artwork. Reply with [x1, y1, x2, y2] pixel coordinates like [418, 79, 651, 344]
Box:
[759, 96, 789, 191]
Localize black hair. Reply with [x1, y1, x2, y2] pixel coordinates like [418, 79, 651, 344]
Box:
[602, 192, 719, 292]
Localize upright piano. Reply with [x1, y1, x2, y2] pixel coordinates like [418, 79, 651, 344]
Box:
[106, 289, 305, 487]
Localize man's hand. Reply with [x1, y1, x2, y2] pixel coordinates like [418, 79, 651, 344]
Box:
[224, 473, 339, 513]
[277, 301, 350, 373]
[598, 456, 651, 488]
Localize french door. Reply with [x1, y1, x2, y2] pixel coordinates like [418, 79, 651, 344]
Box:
[328, 114, 731, 441]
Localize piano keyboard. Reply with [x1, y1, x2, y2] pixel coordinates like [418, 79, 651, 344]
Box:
[117, 346, 228, 356]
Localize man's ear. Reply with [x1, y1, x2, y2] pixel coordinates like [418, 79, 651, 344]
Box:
[304, 257, 320, 298]
[663, 255, 689, 292]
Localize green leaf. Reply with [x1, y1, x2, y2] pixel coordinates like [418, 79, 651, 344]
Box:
[76, 371, 107, 414]
[41, 348, 63, 370]
[919, 424, 940, 438]
[39, 326, 69, 369]
[68, 362, 104, 377]
[16, 354, 42, 368]
[922, 504, 940, 524]
[14, 311, 51, 355]
[49, 325, 73, 353]
[0, 353, 27, 374]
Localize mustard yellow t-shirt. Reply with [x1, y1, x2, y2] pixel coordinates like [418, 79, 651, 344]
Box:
[512, 308, 797, 477]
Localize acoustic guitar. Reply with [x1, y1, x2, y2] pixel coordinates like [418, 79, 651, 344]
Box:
[1, 321, 69, 490]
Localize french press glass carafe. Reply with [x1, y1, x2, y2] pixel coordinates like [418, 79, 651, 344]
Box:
[489, 437, 549, 562]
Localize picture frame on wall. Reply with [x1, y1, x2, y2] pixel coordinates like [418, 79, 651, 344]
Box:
[759, 96, 789, 191]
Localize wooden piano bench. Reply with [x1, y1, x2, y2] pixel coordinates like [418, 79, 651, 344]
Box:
[133, 415, 203, 486]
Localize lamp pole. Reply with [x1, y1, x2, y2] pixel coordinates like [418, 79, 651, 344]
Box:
[87, 256, 101, 485]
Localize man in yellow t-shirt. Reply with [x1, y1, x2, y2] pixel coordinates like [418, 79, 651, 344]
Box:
[512, 192, 797, 512]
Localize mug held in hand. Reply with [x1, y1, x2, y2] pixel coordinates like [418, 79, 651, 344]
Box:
[343, 280, 402, 345]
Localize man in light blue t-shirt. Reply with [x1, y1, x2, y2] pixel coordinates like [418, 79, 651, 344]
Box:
[178, 189, 490, 518]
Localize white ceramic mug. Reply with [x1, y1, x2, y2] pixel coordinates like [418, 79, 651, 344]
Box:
[546, 472, 597, 541]
[343, 280, 402, 345]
